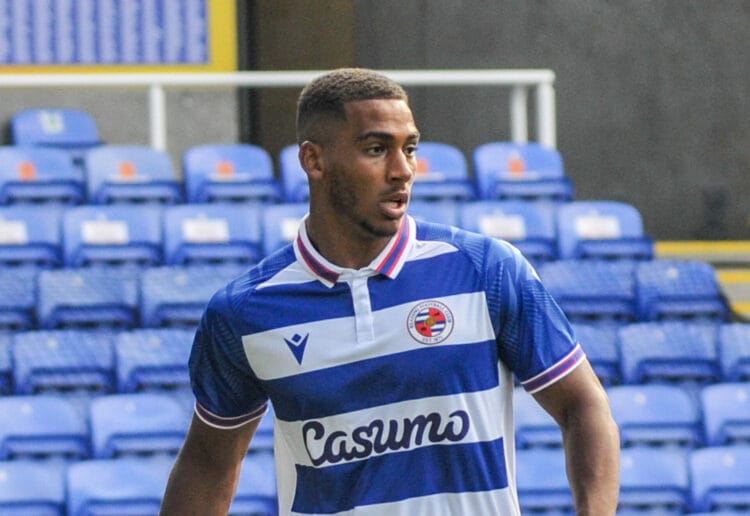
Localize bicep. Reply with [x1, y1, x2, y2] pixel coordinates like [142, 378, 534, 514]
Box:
[183, 412, 263, 467]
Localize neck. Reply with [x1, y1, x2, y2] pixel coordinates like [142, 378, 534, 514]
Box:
[304, 216, 393, 270]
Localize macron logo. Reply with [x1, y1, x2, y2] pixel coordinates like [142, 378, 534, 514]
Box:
[284, 333, 309, 365]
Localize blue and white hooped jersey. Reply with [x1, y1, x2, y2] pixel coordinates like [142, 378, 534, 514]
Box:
[190, 215, 584, 515]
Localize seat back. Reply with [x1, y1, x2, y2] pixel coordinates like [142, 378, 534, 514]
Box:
[411, 141, 476, 201]
[230, 452, 278, 515]
[0, 267, 38, 330]
[182, 143, 282, 203]
[571, 323, 620, 385]
[0, 146, 84, 205]
[513, 386, 562, 448]
[0, 205, 63, 268]
[261, 203, 307, 257]
[719, 323, 750, 381]
[63, 204, 163, 267]
[689, 446, 750, 512]
[407, 200, 460, 227]
[163, 203, 263, 266]
[115, 328, 194, 392]
[701, 382, 750, 446]
[0, 460, 66, 515]
[85, 145, 183, 204]
[556, 200, 654, 260]
[459, 200, 557, 265]
[619, 447, 690, 513]
[516, 448, 574, 514]
[279, 144, 309, 202]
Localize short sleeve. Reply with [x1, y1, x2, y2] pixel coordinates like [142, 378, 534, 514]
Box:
[189, 287, 268, 429]
[491, 243, 585, 393]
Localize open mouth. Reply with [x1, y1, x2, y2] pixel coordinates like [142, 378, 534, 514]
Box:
[381, 192, 409, 218]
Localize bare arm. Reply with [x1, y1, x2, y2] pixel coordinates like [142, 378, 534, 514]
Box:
[160, 413, 262, 515]
[532, 360, 620, 515]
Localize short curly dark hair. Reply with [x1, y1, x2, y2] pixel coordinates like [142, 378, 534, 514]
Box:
[296, 68, 409, 144]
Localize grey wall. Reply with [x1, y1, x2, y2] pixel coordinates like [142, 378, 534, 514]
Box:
[356, 0, 750, 239]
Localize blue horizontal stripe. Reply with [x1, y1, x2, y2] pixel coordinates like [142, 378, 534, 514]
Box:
[292, 437, 508, 514]
[267, 341, 499, 421]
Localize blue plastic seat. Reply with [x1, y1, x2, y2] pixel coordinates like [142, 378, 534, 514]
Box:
[719, 323, 750, 381]
[63, 204, 163, 267]
[407, 200, 459, 227]
[0, 333, 10, 394]
[0, 460, 66, 515]
[261, 202, 307, 257]
[84, 145, 183, 204]
[115, 328, 194, 392]
[571, 323, 621, 385]
[66, 455, 174, 515]
[10, 108, 101, 168]
[635, 260, 730, 321]
[538, 260, 637, 323]
[230, 452, 278, 515]
[89, 392, 188, 458]
[0, 205, 64, 268]
[0, 395, 89, 460]
[516, 448, 573, 514]
[459, 200, 557, 266]
[556, 200, 654, 261]
[163, 203, 263, 266]
[411, 141, 476, 201]
[513, 386, 562, 449]
[36, 267, 139, 329]
[139, 265, 244, 328]
[279, 144, 309, 203]
[701, 382, 750, 446]
[183, 143, 283, 204]
[12, 329, 115, 394]
[0, 146, 84, 205]
[689, 446, 750, 513]
[618, 447, 690, 514]
[607, 384, 702, 448]
[0, 267, 37, 330]
[618, 322, 721, 385]
[472, 141, 573, 202]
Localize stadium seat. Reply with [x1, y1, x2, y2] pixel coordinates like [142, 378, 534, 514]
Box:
[410, 141, 476, 202]
[89, 392, 188, 458]
[472, 141, 573, 202]
[139, 264, 244, 327]
[84, 145, 183, 204]
[513, 386, 562, 449]
[0, 333, 10, 394]
[279, 144, 309, 202]
[618, 447, 690, 514]
[0, 146, 84, 205]
[0, 267, 37, 330]
[701, 382, 750, 446]
[10, 108, 102, 167]
[66, 455, 174, 515]
[163, 203, 263, 266]
[635, 259, 730, 321]
[571, 323, 621, 385]
[261, 202, 307, 257]
[251, 403, 276, 454]
[689, 446, 750, 513]
[407, 200, 459, 227]
[0, 460, 66, 515]
[618, 321, 721, 385]
[36, 267, 139, 329]
[0, 395, 89, 460]
[62, 204, 163, 267]
[719, 323, 750, 381]
[516, 448, 573, 514]
[607, 384, 702, 448]
[0, 205, 64, 268]
[538, 260, 637, 323]
[555, 200, 654, 261]
[115, 328, 194, 392]
[182, 143, 283, 203]
[459, 200, 557, 266]
[230, 452, 278, 515]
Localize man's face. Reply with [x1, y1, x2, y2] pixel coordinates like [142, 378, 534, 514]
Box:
[320, 98, 420, 241]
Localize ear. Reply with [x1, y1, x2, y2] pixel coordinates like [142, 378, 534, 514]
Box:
[298, 141, 325, 181]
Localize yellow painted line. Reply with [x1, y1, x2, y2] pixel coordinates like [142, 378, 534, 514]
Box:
[732, 302, 750, 315]
[656, 241, 750, 255]
[717, 270, 750, 283]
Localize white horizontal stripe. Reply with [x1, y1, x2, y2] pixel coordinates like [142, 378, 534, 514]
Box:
[242, 291, 495, 381]
[276, 384, 509, 468]
[257, 261, 318, 290]
[288, 488, 519, 516]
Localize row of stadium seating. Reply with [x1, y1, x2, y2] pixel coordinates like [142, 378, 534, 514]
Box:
[0, 199, 655, 268]
[4, 108, 574, 206]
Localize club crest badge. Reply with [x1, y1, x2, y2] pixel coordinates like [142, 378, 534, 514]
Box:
[407, 300, 454, 345]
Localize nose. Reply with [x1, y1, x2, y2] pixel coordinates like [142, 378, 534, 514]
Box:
[388, 149, 415, 184]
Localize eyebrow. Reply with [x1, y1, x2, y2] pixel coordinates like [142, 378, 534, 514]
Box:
[356, 130, 421, 143]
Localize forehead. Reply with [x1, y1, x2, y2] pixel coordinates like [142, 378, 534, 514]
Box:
[341, 99, 418, 137]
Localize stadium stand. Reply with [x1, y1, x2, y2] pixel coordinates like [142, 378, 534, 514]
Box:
[0, 333, 10, 394]
[410, 141, 476, 201]
[0, 205, 64, 268]
[0, 459, 66, 515]
[689, 446, 750, 512]
[571, 323, 621, 385]
[0, 267, 38, 330]
[618, 447, 691, 514]
[515, 448, 573, 514]
[407, 199, 460, 227]
[182, 143, 284, 204]
[278, 144, 309, 202]
[0, 146, 84, 205]
[261, 202, 307, 257]
[230, 452, 278, 516]
[114, 328, 193, 393]
[719, 323, 750, 381]
[700, 382, 750, 446]
[513, 386, 562, 449]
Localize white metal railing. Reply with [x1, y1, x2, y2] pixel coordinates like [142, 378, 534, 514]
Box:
[0, 69, 556, 151]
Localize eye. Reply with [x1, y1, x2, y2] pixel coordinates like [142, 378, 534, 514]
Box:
[405, 144, 418, 157]
[366, 144, 386, 155]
